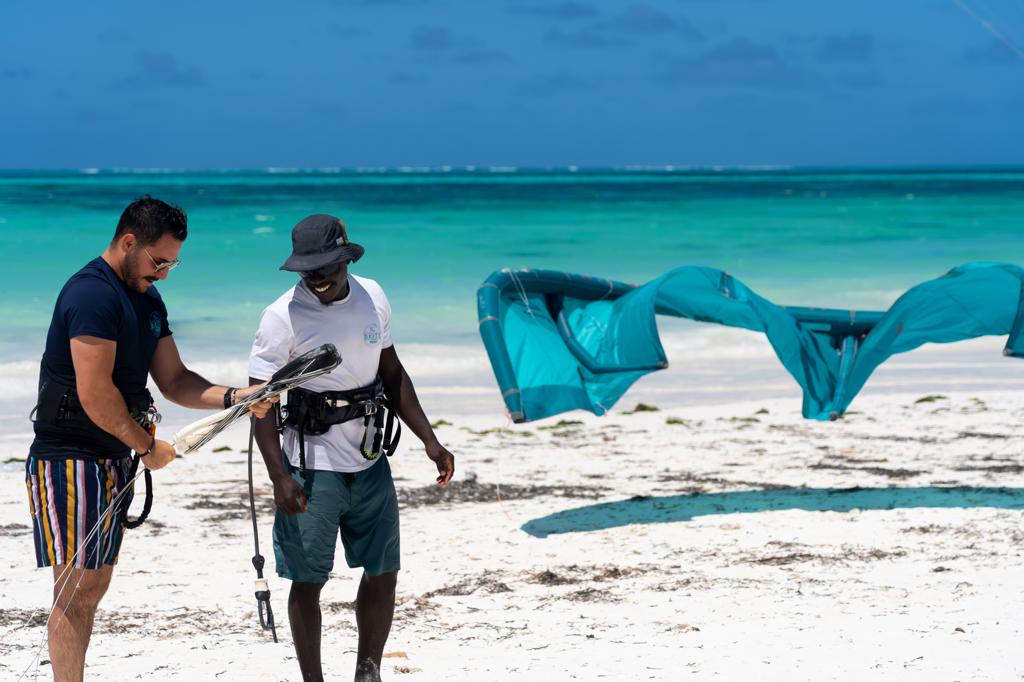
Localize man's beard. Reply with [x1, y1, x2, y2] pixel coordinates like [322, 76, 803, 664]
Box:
[122, 248, 154, 293]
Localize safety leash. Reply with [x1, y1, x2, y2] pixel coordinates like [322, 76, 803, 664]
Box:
[124, 403, 160, 528]
[122, 465, 153, 529]
[247, 416, 278, 642]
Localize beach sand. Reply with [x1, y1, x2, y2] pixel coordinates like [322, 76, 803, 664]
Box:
[2, 368, 1023, 681]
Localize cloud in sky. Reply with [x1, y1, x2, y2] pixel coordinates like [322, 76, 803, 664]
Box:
[601, 4, 702, 39]
[543, 26, 629, 49]
[544, 3, 703, 49]
[662, 37, 814, 88]
[511, 1, 597, 21]
[410, 27, 456, 51]
[515, 72, 595, 97]
[818, 32, 875, 62]
[409, 27, 512, 65]
[115, 52, 205, 89]
[2, 66, 33, 79]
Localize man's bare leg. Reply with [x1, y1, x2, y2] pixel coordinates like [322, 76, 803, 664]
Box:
[49, 564, 114, 682]
[289, 581, 326, 682]
[355, 571, 397, 671]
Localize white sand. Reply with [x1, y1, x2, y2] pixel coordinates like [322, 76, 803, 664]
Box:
[2, 379, 1023, 680]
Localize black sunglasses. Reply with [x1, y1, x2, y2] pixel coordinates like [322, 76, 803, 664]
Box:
[301, 262, 344, 279]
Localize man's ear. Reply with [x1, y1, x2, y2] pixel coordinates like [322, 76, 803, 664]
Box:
[117, 232, 136, 254]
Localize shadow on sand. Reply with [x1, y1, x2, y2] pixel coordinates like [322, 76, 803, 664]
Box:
[520, 486, 1024, 538]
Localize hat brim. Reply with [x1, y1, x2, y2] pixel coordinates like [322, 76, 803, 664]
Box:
[280, 243, 365, 272]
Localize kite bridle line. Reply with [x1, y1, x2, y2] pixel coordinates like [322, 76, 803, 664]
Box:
[493, 409, 518, 525]
[505, 268, 537, 319]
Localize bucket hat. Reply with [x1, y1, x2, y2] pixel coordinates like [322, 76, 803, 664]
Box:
[279, 214, 364, 272]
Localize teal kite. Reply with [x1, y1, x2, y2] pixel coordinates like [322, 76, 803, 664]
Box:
[477, 263, 1024, 422]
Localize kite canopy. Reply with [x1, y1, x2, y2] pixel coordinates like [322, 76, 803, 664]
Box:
[477, 263, 1024, 423]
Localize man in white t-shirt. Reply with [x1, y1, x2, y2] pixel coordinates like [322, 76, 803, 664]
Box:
[248, 214, 455, 682]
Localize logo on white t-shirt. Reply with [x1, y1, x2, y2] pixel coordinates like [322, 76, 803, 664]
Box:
[363, 323, 381, 345]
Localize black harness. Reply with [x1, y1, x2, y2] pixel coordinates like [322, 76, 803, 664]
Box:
[31, 367, 157, 528]
[282, 378, 401, 472]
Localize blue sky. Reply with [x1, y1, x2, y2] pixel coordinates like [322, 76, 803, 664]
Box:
[1, 0, 1021, 168]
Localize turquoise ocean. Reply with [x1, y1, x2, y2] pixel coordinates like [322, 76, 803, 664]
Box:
[1, 167, 1023, 441]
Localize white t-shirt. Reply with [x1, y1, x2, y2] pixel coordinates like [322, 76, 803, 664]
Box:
[248, 275, 393, 473]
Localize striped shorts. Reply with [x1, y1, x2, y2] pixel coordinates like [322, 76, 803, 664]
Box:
[25, 456, 136, 569]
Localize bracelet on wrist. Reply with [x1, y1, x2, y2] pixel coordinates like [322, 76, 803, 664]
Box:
[224, 387, 236, 409]
[138, 434, 156, 458]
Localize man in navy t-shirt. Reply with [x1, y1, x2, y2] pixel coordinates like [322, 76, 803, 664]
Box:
[31, 256, 172, 460]
[25, 197, 274, 681]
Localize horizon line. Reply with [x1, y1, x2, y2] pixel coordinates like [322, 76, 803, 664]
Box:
[1, 163, 1023, 175]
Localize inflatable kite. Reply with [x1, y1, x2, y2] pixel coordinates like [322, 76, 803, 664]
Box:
[477, 263, 1024, 422]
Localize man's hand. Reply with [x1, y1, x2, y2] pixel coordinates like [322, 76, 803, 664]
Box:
[142, 439, 177, 471]
[425, 441, 455, 487]
[272, 474, 308, 515]
[234, 383, 279, 419]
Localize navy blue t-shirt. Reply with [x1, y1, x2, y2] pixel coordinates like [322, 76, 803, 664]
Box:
[30, 257, 171, 459]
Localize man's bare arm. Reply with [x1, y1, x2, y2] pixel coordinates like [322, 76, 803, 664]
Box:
[150, 336, 274, 417]
[378, 346, 454, 486]
[377, 346, 437, 445]
[150, 336, 234, 408]
[250, 376, 306, 514]
[70, 336, 175, 469]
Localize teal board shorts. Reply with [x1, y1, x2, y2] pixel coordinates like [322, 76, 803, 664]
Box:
[273, 456, 400, 583]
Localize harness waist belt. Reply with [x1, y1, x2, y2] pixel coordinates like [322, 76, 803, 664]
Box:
[32, 364, 154, 459]
[282, 379, 401, 470]
[31, 365, 157, 528]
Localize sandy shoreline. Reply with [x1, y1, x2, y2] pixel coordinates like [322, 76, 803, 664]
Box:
[1, 382, 1023, 680]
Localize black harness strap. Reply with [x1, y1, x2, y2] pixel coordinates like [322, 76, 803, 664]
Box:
[122, 460, 153, 530]
[382, 404, 401, 457]
[292, 399, 310, 473]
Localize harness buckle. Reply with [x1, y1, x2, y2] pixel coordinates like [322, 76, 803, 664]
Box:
[363, 401, 378, 417]
[136, 405, 161, 430]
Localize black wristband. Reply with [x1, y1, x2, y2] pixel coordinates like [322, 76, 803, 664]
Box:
[138, 434, 156, 458]
[224, 387, 236, 409]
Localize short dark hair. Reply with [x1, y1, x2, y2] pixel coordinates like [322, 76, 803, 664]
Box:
[112, 196, 188, 246]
